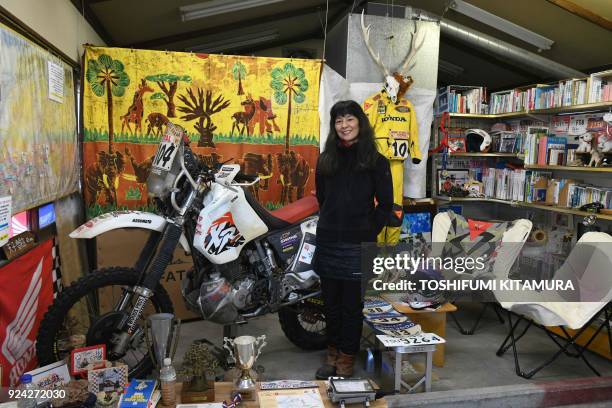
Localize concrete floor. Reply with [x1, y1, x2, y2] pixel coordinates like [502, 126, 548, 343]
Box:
[173, 302, 612, 394]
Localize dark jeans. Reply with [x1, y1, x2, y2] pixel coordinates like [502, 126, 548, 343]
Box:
[321, 276, 363, 355]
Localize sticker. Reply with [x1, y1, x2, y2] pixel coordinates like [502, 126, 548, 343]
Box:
[0, 196, 11, 247]
[298, 242, 315, 265]
[390, 140, 410, 160]
[377, 100, 386, 115]
[204, 212, 245, 255]
[395, 105, 411, 113]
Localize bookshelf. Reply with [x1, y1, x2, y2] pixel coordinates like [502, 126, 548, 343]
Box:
[434, 196, 612, 221]
[431, 152, 520, 158]
[525, 165, 612, 173]
[435, 101, 612, 120]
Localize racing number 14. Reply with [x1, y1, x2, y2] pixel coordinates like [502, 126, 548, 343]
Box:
[153, 143, 176, 170]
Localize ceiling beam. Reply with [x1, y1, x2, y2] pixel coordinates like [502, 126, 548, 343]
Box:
[127, 4, 342, 49]
[70, 0, 115, 45]
[546, 0, 612, 31]
[219, 29, 324, 56]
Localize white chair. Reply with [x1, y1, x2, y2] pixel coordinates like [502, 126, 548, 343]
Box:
[495, 231, 612, 378]
[431, 211, 532, 334]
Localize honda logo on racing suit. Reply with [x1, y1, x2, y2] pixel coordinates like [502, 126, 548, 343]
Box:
[204, 212, 245, 255]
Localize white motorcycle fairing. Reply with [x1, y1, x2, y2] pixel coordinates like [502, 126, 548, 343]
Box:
[193, 181, 268, 264]
[69, 210, 191, 254]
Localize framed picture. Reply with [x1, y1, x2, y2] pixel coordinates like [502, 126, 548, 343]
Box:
[499, 135, 517, 153]
[448, 136, 466, 153]
[437, 169, 470, 196]
[70, 344, 106, 375]
[87, 364, 128, 394]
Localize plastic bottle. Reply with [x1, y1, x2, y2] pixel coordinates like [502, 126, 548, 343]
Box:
[160, 357, 177, 407]
[17, 374, 37, 408]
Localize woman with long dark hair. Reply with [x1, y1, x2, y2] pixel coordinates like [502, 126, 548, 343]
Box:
[314, 100, 393, 379]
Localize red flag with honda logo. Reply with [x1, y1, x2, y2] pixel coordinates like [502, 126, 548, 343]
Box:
[0, 239, 54, 386]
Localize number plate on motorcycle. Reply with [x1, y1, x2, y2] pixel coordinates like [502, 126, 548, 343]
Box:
[152, 124, 183, 172]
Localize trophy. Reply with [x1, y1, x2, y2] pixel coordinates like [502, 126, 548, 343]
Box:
[223, 335, 266, 400]
[145, 313, 181, 371]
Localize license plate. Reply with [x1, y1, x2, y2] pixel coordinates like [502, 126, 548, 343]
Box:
[152, 125, 182, 171]
[376, 333, 446, 348]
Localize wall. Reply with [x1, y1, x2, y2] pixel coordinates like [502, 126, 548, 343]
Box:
[0, 0, 105, 64]
[252, 38, 324, 59]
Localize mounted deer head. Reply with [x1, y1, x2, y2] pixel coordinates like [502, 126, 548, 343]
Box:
[360, 10, 425, 103]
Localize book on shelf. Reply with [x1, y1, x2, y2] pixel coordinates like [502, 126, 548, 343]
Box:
[545, 136, 567, 165]
[436, 85, 486, 114]
[587, 69, 612, 104]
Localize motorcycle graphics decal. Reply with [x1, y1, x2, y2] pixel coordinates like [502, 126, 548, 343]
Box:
[204, 212, 245, 255]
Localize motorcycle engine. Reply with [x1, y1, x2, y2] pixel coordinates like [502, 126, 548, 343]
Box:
[182, 258, 267, 325]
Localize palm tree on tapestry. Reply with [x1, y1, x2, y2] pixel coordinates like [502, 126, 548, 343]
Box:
[86, 54, 130, 153]
[232, 62, 247, 96]
[145, 74, 192, 117]
[178, 88, 230, 147]
[270, 63, 309, 152]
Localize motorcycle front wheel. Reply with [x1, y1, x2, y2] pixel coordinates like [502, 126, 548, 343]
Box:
[36, 267, 173, 379]
[278, 295, 326, 350]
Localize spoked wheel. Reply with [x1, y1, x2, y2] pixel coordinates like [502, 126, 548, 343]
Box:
[278, 295, 326, 350]
[36, 267, 173, 379]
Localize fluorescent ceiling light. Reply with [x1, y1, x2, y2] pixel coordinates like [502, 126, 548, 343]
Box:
[439, 59, 464, 77]
[180, 0, 286, 22]
[449, 0, 554, 51]
[186, 30, 280, 53]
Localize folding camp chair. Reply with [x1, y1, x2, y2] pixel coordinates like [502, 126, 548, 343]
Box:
[431, 211, 532, 335]
[495, 231, 612, 379]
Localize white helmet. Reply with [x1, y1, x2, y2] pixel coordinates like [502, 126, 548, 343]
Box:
[465, 129, 492, 152]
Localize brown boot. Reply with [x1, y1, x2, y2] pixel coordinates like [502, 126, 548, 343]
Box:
[335, 351, 356, 377]
[315, 345, 338, 379]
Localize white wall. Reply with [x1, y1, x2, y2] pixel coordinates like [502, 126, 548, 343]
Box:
[0, 0, 105, 63]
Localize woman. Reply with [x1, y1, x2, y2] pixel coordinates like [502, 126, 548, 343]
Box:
[314, 100, 393, 379]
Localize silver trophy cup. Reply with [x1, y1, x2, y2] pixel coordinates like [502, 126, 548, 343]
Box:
[223, 335, 267, 393]
[145, 313, 181, 370]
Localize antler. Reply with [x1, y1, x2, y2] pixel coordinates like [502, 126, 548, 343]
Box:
[360, 10, 390, 77]
[398, 22, 425, 74]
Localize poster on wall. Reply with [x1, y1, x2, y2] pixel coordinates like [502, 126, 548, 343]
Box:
[0, 239, 55, 387]
[0, 24, 79, 214]
[82, 46, 322, 218]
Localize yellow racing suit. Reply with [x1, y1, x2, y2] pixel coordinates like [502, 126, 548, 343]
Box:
[363, 92, 421, 245]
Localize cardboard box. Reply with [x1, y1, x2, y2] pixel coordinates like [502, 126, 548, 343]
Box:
[97, 229, 200, 320]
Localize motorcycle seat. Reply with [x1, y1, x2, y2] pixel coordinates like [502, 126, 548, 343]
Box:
[242, 188, 318, 230]
[271, 195, 319, 224]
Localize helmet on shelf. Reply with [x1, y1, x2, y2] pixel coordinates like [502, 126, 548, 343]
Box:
[465, 129, 492, 152]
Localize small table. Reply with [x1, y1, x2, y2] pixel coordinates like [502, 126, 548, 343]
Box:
[381, 296, 457, 367]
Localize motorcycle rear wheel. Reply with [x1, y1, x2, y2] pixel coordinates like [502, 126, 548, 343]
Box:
[36, 267, 173, 379]
[278, 296, 326, 350]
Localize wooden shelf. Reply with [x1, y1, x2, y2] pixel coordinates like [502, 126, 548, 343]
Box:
[433, 196, 510, 204]
[438, 152, 520, 158]
[434, 196, 612, 221]
[436, 101, 612, 119]
[525, 165, 612, 173]
[515, 202, 612, 221]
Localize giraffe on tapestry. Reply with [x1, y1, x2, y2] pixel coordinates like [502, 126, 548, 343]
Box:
[120, 79, 154, 135]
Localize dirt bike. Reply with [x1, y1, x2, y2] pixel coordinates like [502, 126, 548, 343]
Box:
[37, 124, 325, 378]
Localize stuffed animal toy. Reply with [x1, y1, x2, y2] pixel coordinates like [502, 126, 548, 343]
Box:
[597, 133, 612, 154]
[589, 142, 603, 167]
[576, 132, 593, 153]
